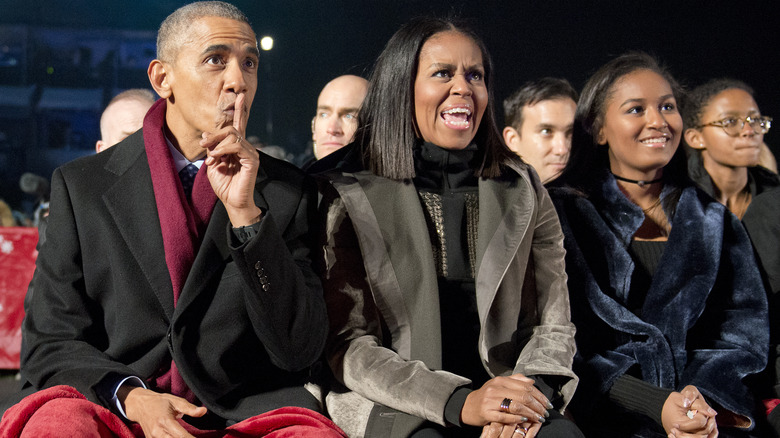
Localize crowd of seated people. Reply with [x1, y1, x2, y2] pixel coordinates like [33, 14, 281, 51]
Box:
[0, 2, 778, 438]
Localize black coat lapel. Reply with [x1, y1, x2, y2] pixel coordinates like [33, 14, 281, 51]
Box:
[102, 132, 174, 317]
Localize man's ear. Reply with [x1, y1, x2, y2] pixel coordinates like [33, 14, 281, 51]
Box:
[684, 128, 705, 150]
[503, 126, 520, 150]
[95, 140, 105, 153]
[148, 60, 172, 99]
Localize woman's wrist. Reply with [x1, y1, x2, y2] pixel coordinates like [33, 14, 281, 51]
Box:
[446, 387, 472, 426]
[608, 374, 672, 426]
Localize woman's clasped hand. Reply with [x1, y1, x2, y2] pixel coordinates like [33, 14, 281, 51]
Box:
[459, 374, 551, 437]
[662, 386, 718, 438]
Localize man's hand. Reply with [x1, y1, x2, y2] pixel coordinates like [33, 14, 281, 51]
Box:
[119, 386, 207, 438]
[201, 93, 262, 227]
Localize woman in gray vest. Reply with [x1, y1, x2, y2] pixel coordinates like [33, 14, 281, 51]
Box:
[313, 16, 582, 438]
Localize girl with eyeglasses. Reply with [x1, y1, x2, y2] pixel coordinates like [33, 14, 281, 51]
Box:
[683, 79, 780, 435]
[683, 79, 775, 219]
[547, 53, 769, 437]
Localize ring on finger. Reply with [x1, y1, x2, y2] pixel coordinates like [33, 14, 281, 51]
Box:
[514, 425, 526, 436]
[235, 135, 243, 143]
[500, 398, 512, 413]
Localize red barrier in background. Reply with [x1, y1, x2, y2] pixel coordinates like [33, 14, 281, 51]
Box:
[0, 227, 38, 369]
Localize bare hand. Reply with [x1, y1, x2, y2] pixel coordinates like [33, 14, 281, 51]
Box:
[524, 421, 541, 438]
[120, 386, 207, 438]
[481, 421, 539, 438]
[662, 385, 718, 437]
[481, 422, 503, 438]
[463, 374, 551, 427]
[201, 93, 262, 226]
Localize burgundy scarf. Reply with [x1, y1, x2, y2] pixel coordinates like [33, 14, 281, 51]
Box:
[142, 99, 217, 402]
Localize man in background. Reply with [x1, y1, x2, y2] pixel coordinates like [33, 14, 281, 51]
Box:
[95, 88, 156, 152]
[310, 75, 367, 161]
[503, 78, 577, 183]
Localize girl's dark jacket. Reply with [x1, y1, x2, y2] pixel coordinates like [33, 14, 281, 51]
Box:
[548, 171, 768, 429]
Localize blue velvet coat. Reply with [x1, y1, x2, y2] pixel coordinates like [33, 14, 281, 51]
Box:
[549, 173, 769, 430]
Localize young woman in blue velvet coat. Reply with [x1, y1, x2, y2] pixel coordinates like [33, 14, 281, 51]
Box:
[547, 52, 769, 437]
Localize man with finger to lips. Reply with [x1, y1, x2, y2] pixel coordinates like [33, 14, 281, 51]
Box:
[6, 2, 342, 437]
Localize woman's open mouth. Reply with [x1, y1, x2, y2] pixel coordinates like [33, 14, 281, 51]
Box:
[441, 106, 472, 130]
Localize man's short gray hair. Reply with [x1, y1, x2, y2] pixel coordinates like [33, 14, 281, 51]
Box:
[157, 1, 252, 63]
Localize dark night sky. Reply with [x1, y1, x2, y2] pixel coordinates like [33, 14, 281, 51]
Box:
[1, 0, 779, 207]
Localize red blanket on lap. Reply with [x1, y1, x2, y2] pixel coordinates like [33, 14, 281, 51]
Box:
[0, 386, 346, 438]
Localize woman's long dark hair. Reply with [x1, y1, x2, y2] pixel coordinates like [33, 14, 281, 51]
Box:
[555, 52, 690, 211]
[355, 16, 517, 181]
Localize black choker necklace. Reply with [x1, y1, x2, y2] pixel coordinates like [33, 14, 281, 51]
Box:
[611, 173, 662, 188]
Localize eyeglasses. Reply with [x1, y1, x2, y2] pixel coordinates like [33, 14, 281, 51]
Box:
[696, 115, 772, 137]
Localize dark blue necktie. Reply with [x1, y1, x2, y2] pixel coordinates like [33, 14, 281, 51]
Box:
[179, 163, 198, 199]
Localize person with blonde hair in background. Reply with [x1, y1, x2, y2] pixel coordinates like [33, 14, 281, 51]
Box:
[0, 199, 14, 226]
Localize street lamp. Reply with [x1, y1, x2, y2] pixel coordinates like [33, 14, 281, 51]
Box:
[260, 36, 273, 143]
[260, 36, 274, 51]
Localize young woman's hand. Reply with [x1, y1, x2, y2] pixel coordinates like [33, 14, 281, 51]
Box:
[662, 385, 718, 437]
